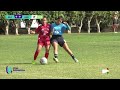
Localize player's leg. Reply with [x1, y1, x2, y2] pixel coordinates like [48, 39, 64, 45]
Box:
[32, 39, 43, 64]
[116, 24, 119, 32]
[32, 44, 43, 64]
[112, 24, 115, 32]
[50, 36, 59, 63]
[45, 45, 50, 59]
[34, 44, 43, 60]
[51, 39, 59, 63]
[52, 41, 59, 63]
[114, 25, 116, 33]
[113, 24, 118, 33]
[62, 41, 79, 63]
[44, 40, 51, 59]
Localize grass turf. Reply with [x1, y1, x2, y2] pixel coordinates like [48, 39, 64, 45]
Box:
[0, 33, 120, 79]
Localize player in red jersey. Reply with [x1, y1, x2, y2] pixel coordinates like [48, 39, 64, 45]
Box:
[32, 17, 51, 64]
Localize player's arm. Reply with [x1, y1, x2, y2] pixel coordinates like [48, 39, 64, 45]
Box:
[50, 23, 53, 36]
[48, 24, 52, 37]
[63, 22, 71, 31]
[35, 26, 41, 34]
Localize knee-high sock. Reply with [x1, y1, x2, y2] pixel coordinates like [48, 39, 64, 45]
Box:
[54, 54, 58, 58]
[45, 52, 49, 59]
[34, 50, 40, 60]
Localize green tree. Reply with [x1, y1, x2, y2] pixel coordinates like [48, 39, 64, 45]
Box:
[85, 11, 94, 33]
[75, 11, 85, 33]
[21, 11, 33, 34]
[93, 11, 108, 33]
[0, 11, 9, 35]
[7, 11, 22, 35]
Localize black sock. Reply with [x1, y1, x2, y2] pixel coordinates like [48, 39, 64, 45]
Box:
[71, 54, 75, 60]
[54, 54, 58, 58]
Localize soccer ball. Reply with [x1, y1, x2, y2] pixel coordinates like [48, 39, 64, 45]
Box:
[40, 57, 48, 65]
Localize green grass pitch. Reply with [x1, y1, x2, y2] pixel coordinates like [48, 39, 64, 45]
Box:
[0, 33, 120, 79]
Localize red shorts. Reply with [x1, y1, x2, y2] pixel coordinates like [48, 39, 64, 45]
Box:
[37, 36, 50, 47]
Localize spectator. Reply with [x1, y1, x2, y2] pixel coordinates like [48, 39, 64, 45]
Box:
[112, 12, 119, 33]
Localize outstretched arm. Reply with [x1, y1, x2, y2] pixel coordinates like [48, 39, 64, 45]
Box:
[35, 26, 41, 34]
[63, 22, 71, 31]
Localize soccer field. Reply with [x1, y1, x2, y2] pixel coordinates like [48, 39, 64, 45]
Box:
[0, 33, 120, 79]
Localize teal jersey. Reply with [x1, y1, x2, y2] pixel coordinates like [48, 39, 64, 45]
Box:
[51, 23, 71, 35]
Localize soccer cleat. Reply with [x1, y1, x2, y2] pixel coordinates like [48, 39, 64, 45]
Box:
[32, 60, 36, 65]
[73, 58, 79, 63]
[53, 57, 59, 63]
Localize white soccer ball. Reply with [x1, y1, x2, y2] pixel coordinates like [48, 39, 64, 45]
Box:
[40, 57, 48, 65]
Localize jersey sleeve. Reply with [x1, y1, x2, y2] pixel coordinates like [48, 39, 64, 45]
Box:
[35, 26, 41, 33]
[63, 24, 71, 31]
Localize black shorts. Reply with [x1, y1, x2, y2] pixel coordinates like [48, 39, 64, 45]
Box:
[50, 35, 66, 47]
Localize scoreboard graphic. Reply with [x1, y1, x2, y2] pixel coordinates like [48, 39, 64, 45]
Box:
[5, 15, 43, 19]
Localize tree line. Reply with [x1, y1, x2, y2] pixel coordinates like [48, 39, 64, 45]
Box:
[0, 11, 119, 35]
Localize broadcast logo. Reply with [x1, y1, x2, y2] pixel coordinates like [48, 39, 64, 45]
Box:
[6, 66, 25, 74]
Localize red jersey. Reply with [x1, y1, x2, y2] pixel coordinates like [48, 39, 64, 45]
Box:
[35, 24, 51, 38]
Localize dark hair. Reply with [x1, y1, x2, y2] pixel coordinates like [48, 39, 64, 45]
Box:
[56, 16, 63, 20]
[41, 16, 47, 21]
[43, 16, 47, 19]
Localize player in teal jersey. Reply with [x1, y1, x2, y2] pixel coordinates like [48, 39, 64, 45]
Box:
[50, 16, 78, 63]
